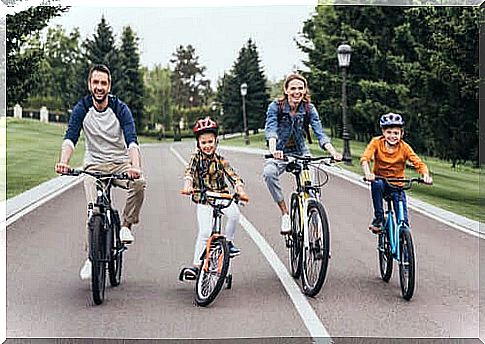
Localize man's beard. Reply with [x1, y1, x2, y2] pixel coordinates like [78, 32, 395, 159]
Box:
[91, 91, 108, 104]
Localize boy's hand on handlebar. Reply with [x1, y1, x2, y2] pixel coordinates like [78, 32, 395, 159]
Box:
[55, 162, 70, 174]
[422, 174, 433, 185]
[364, 173, 376, 182]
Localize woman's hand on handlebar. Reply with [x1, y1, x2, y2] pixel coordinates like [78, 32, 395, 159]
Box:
[364, 172, 376, 182]
[422, 173, 433, 185]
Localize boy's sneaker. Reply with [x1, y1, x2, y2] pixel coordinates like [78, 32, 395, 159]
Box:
[280, 213, 291, 235]
[368, 219, 382, 234]
[227, 241, 241, 257]
[79, 259, 92, 280]
[120, 226, 134, 244]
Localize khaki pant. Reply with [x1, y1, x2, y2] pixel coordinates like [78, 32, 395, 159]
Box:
[83, 162, 146, 250]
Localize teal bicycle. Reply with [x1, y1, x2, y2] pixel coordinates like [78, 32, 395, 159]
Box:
[367, 176, 428, 301]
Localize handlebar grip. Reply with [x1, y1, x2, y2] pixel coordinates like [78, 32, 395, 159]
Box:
[264, 154, 274, 159]
[238, 194, 249, 203]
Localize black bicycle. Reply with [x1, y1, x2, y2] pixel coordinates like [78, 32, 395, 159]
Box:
[63, 169, 130, 305]
[180, 190, 248, 306]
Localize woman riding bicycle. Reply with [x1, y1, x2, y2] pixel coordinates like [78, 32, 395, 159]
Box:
[263, 72, 341, 234]
[181, 117, 249, 280]
[360, 113, 433, 234]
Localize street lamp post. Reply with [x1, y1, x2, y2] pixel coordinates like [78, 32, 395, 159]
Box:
[337, 43, 352, 165]
[240, 82, 249, 145]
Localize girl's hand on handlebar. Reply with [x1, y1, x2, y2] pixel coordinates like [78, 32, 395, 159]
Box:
[235, 184, 249, 203]
[181, 185, 194, 195]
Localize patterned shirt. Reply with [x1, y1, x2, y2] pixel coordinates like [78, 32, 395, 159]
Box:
[184, 150, 244, 204]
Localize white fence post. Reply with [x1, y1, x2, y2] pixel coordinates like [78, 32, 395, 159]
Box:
[40, 106, 49, 123]
[13, 104, 22, 119]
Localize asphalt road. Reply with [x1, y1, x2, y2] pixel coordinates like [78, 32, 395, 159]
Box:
[6, 142, 481, 342]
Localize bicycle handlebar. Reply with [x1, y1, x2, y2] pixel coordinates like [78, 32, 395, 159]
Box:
[363, 176, 431, 190]
[180, 189, 249, 204]
[62, 168, 133, 181]
[264, 153, 340, 166]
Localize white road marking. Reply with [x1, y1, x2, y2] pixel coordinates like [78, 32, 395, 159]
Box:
[170, 144, 333, 343]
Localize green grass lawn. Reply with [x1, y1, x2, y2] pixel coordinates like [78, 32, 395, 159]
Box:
[5, 118, 159, 199]
[221, 131, 482, 222]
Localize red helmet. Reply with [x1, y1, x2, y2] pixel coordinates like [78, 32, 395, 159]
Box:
[193, 117, 218, 136]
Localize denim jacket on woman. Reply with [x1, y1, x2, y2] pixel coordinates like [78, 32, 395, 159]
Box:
[264, 99, 331, 155]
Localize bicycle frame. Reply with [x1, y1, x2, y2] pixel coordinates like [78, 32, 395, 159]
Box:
[383, 195, 407, 261]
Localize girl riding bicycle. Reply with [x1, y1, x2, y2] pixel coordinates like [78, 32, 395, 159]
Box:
[360, 113, 433, 234]
[181, 117, 249, 280]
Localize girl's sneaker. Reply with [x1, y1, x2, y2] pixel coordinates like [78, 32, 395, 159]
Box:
[227, 241, 241, 257]
[369, 219, 382, 234]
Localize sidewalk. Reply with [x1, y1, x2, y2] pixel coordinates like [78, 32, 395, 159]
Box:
[3, 144, 481, 239]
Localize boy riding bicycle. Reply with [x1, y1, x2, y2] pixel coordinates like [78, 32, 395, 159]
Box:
[181, 117, 249, 280]
[360, 113, 433, 234]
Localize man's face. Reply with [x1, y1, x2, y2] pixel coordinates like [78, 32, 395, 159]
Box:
[88, 70, 111, 104]
[382, 127, 403, 146]
[198, 132, 217, 155]
[284, 79, 306, 105]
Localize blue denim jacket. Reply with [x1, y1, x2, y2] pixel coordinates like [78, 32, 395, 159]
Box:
[264, 99, 331, 155]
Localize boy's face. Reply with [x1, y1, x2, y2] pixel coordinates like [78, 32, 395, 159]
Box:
[198, 132, 217, 155]
[382, 127, 403, 146]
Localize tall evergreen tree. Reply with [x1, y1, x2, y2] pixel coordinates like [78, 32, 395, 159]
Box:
[118, 25, 145, 131]
[83, 16, 122, 96]
[220, 39, 270, 133]
[170, 45, 210, 108]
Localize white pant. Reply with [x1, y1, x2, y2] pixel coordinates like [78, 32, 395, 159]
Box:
[193, 202, 240, 265]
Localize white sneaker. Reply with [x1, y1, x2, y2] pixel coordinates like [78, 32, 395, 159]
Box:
[280, 213, 291, 234]
[120, 226, 134, 244]
[80, 259, 92, 280]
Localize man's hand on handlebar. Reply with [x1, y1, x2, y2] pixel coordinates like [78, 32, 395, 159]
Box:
[127, 166, 142, 179]
[55, 162, 71, 174]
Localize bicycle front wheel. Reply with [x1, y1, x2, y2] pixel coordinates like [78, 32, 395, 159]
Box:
[399, 228, 415, 300]
[108, 211, 123, 287]
[195, 236, 230, 307]
[89, 215, 107, 305]
[378, 228, 393, 282]
[288, 193, 303, 278]
[301, 200, 330, 297]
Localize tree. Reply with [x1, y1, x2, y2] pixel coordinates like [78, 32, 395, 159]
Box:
[30, 25, 85, 111]
[143, 64, 173, 131]
[170, 44, 211, 108]
[219, 39, 270, 133]
[117, 26, 145, 131]
[83, 16, 122, 96]
[6, 5, 69, 107]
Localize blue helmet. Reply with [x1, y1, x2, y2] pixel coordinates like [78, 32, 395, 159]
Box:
[380, 112, 404, 128]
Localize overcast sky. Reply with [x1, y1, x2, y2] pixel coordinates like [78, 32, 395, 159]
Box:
[47, 5, 317, 86]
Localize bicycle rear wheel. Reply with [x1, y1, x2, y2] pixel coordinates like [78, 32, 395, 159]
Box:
[301, 200, 330, 297]
[399, 228, 415, 300]
[89, 215, 107, 305]
[108, 211, 123, 287]
[378, 226, 393, 282]
[288, 193, 303, 278]
[195, 236, 230, 306]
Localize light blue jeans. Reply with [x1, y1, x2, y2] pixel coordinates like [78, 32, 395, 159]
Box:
[262, 158, 290, 203]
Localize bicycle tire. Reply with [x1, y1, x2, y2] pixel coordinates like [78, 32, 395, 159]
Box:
[378, 228, 393, 282]
[301, 200, 330, 297]
[108, 211, 123, 287]
[195, 236, 230, 306]
[399, 228, 415, 300]
[89, 215, 107, 305]
[289, 193, 303, 278]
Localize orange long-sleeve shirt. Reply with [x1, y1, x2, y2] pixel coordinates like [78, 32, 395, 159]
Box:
[360, 136, 429, 179]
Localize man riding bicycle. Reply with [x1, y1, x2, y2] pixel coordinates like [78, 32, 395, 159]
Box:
[55, 64, 146, 280]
